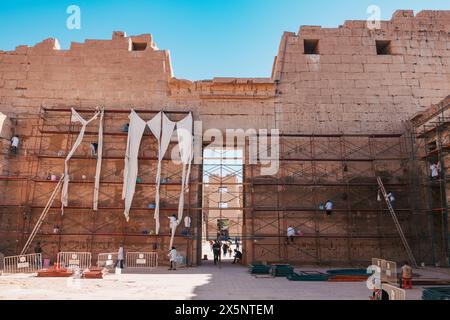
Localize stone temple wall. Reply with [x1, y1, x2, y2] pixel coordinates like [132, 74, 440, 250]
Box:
[0, 9, 449, 265]
[272, 10, 450, 134]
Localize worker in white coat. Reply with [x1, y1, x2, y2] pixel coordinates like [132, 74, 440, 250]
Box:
[430, 162, 440, 180]
[116, 243, 124, 269]
[386, 191, 395, 204]
[287, 226, 296, 243]
[168, 246, 177, 270]
[168, 214, 178, 236]
[184, 215, 192, 235]
[10, 135, 19, 155]
[325, 200, 333, 216]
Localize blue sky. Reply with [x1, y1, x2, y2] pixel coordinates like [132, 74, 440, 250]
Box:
[0, 0, 449, 80]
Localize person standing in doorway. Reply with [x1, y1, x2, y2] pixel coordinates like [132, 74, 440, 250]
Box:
[222, 241, 229, 257]
[212, 241, 221, 265]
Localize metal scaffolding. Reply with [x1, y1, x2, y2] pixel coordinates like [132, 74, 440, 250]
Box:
[202, 147, 244, 243]
[409, 99, 449, 266]
[0, 107, 199, 266]
[245, 133, 417, 265]
[1, 106, 446, 267]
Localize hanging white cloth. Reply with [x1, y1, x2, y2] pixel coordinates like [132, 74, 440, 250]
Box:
[154, 113, 176, 234]
[169, 112, 193, 249]
[177, 113, 193, 189]
[61, 108, 100, 214]
[147, 112, 176, 234]
[0, 112, 8, 139]
[93, 107, 104, 211]
[122, 110, 147, 222]
[147, 112, 162, 233]
[121, 110, 193, 249]
[122, 110, 176, 225]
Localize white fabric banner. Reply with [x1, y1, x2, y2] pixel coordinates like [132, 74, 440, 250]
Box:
[147, 112, 162, 233]
[93, 107, 104, 211]
[122, 110, 147, 221]
[176, 112, 193, 189]
[152, 113, 176, 234]
[0, 112, 8, 139]
[169, 112, 193, 249]
[61, 108, 99, 214]
[120, 110, 194, 248]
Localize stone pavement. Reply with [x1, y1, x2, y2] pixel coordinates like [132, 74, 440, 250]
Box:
[1, 262, 449, 300]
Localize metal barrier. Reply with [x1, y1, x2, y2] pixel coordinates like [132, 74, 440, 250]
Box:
[97, 253, 118, 269]
[3, 253, 42, 274]
[372, 258, 397, 284]
[57, 252, 92, 270]
[382, 283, 406, 300]
[372, 258, 383, 269]
[381, 259, 397, 283]
[0, 253, 4, 271]
[125, 252, 158, 269]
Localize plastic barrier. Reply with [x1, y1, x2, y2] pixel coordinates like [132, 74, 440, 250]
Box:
[249, 264, 271, 274]
[3, 253, 42, 274]
[125, 252, 158, 270]
[287, 271, 330, 281]
[422, 287, 450, 300]
[57, 252, 92, 270]
[327, 268, 368, 276]
[270, 264, 294, 277]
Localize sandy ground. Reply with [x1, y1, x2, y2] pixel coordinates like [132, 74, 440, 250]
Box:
[1, 263, 450, 300]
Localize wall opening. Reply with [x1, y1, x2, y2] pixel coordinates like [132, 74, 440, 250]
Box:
[304, 39, 320, 54]
[132, 42, 147, 51]
[376, 40, 392, 55]
[201, 147, 243, 263]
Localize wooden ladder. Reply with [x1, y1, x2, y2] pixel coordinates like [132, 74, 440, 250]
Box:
[20, 175, 65, 255]
[377, 176, 418, 267]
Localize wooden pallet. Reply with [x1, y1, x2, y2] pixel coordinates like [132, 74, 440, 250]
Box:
[328, 275, 369, 282]
[37, 268, 73, 277]
[83, 271, 103, 279]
